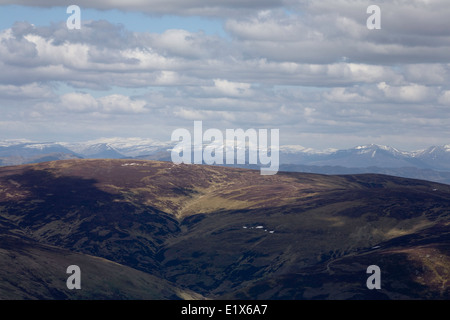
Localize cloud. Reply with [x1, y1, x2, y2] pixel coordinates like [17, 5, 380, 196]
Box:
[323, 87, 370, 103]
[60, 92, 98, 112]
[0, 0, 284, 17]
[0, 83, 55, 100]
[224, 1, 450, 64]
[1, 1, 450, 150]
[53, 92, 148, 114]
[206, 79, 253, 97]
[438, 91, 450, 106]
[376, 82, 435, 103]
[403, 64, 450, 85]
[99, 94, 147, 113]
[150, 29, 227, 59]
[173, 107, 236, 122]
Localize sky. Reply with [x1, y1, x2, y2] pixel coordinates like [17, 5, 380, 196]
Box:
[0, 0, 450, 151]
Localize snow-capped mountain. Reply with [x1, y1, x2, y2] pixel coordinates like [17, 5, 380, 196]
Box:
[412, 144, 450, 170]
[0, 139, 34, 147]
[2, 138, 450, 174]
[274, 143, 450, 185]
[291, 144, 427, 169]
[60, 138, 174, 158]
[0, 141, 81, 166]
[0, 142, 77, 158]
[59, 142, 124, 159]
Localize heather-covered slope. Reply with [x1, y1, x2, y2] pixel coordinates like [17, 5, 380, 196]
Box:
[0, 159, 449, 299]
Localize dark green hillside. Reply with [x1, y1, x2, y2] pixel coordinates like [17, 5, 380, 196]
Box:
[0, 234, 203, 300]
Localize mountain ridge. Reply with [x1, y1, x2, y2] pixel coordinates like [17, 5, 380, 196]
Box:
[3, 139, 450, 184]
[2, 138, 450, 161]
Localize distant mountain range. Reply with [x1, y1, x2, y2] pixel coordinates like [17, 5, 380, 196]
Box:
[278, 143, 450, 185]
[1, 138, 450, 184]
[280, 143, 450, 171]
[0, 138, 173, 166]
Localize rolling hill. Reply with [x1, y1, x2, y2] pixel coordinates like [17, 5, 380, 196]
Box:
[0, 159, 449, 299]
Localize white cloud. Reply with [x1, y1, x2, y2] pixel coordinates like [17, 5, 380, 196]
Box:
[210, 79, 253, 97]
[403, 64, 449, 85]
[98, 94, 147, 113]
[0, 83, 54, 100]
[438, 90, 450, 106]
[61, 92, 99, 112]
[323, 87, 369, 103]
[24, 34, 90, 69]
[173, 107, 236, 122]
[48, 92, 148, 114]
[377, 82, 434, 103]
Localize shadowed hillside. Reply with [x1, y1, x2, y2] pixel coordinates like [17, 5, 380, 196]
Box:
[0, 159, 449, 299]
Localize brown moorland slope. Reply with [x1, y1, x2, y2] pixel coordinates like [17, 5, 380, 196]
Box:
[0, 159, 449, 299]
